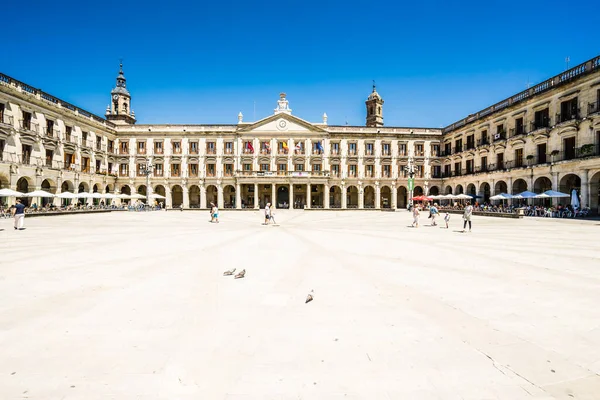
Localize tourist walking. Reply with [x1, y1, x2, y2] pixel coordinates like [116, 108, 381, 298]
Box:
[444, 211, 450, 229]
[12, 198, 26, 230]
[412, 205, 420, 228]
[270, 206, 277, 224]
[264, 203, 271, 225]
[462, 201, 473, 232]
[211, 203, 219, 223]
[430, 203, 439, 226]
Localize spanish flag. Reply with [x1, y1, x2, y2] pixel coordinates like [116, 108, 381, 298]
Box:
[282, 141, 289, 151]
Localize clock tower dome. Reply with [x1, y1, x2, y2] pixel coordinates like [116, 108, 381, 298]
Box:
[106, 62, 136, 125]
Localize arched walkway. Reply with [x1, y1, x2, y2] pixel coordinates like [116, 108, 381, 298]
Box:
[413, 186, 424, 196]
[397, 186, 407, 208]
[494, 180, 508, 195]
[154, 185, 166, 197]
[347, 185, 359, 208]
[137, 185, 147, 196]
[455, 184, 464, 194]
[479, 182, 491, 203]
[428, 186, 439, 196]
[41, 179, 57, 206]
[590, 172, 600, 213]
[61, 180, 75, 193]
[171, 185, 183, 208]
[277, 185, 289, 208]
[223, 185, 235, 208]
[120, 185, 131, 195]
[330, 185, 342, 208]
[16, 177, 32, 205]
[189, 185, 200, 208]
[466, 184, 476, 196]
[93, 184, 100, 193]
[380, 186, 391, 208]
[364, 186, 375, 208]
[206, 185, 218, 208]
[445, 185, 453, 195]
[512, 179, 527, 194]
[533, 177, 552, 193]
[559, 174, 581, 205]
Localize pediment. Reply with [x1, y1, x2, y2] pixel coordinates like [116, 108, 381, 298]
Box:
[238, 113, 327, 135]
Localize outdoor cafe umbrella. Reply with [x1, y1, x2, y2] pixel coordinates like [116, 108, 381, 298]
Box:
[22, 190, 55, 198]
[149, 193, 166, 199]
[412, 195, 433, 201]
[489, 193, 512, 201]
[516, 191, 538, 199]
[0, 188, 25, 197]
[89, 192, 104, 199]
[455, 194, 473, 200]
[56, 192, 80, 199]
[542, 190, 570, 198]
[129, 193, 146, 200]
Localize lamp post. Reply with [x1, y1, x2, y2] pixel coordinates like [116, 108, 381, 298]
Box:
[140, 160, 154, 209]
[405, 156, 415, 210]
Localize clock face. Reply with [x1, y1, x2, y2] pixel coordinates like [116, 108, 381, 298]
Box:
[112, 94, 119, 101]
[277, 119, 287, 130]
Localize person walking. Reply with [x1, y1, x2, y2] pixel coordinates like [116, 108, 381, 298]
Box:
[264, 203, 271, 225]
[412, 204, 420, 228]
[430, 203, 439, 226]
[462, 201, 473, 232]
[211, 203, 219, 223]
[270, 206, 277, 225]
[444, 211, 451, 229]
[12, 198, 26, 230]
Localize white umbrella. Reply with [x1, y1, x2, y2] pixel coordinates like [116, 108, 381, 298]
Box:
[571, 189, 580, 209]
[0, 188, 25, 197]
[89, 192, 104, 199]
[149, 193, 166, 199]
[23, 190, 55, 197]
[534, 193, 550, 199]
[517, 191, 538, 199]
[129, 193, 146, 200]
[103, 193, 119, 199]
[76, 192, 93, 198]
[56, 192, 80, 199]
[490, 193, 513, 201]
[543, 190, 570, 198]
[455, 193, 472, 199]
[117, 194, 132, 199]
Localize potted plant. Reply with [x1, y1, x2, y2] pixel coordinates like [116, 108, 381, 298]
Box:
[579, 144, 594, 156]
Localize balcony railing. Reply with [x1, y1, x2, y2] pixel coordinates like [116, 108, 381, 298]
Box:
[530, 119, 551, 132]
[172, 148, 182, 155]
[493, 132, 506, 141]
[206, 149, 216, 155]
[556, 111, 579, 124]
[19, 120, 38, 133]
[509, 127, 527, 137]
[154, 148, 163, 155]
[154, 171, 164, 177]
[43, 127, 55, 137]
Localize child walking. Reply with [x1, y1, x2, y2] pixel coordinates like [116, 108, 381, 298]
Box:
[444, 211, 450, 229]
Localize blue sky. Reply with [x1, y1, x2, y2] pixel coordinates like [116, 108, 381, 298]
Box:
[2, 0, 598, 127]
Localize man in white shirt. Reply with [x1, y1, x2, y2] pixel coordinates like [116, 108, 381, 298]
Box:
[264, 203, 271, 225]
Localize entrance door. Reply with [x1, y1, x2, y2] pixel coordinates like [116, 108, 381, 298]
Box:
[277, 186, 289, 208]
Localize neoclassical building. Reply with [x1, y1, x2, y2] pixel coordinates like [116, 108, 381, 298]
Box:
[1, 55, 599, 211]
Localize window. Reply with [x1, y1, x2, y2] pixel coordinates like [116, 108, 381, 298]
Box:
[188, 163, 198, 177]
[137, 141, 146, 154]
[560, 98, 578, 123]
[119, 140, 129, 154]
[514, 117, 524, 135]
[382, 143, 390, 156]
[481, 156, 488, 171]
[480, 130, 488, 145]
[137, 163, 145, 176]
[415, 144, 424, 156]
[515, 148, 524, 167]
[454, 162, 461, 176]
[294, 141, 304, 154]
[312, 163, 322, 172]
[348, 164, 357, 177]
[295, 163, 304, 172]
[453, 140, 462, 154]
[189, 141, 198, 154]
[172, 141, 181, 154]
[496, 153, 504, 169]
[278, 163, 287, 175]
[466, 159, 474, 174]
[0, 103, 4, 123]
[171, 164, 181, 177]
[365, 143, 374, 155]
[82, 131, 88, 145]
[261, 141, 271, 154]
[278, 141, 287, 154]
[154, 163, 164, 177]
[243, 163, 252, 172]
[22, 111, 32, 130]
[431, 144, 440, 156]
[444, 142, 451, 156]
[65, 126, 72, 142]
[444, 164, 451, 177]
[95, 159, 101, 171]
[108, 162, 113, 174]
[416, 165, 424, 178]
[243, 141, 254, 154]
[46, 120, 54, 137]
[383, 164, 391, 177]
[207, 164, 216, 176]
[45, 150, 53, 167]
[399, 143, 407, 156]
[533, 108, 550, 129]
[154, 141, 163, 154]
[119, 163, 128, 176]
[331, 164, 340, 177]
[96, 136, 102, 150]
[563, 137, 576, 160]
[400, 164, 407, 178]
[365, 165, 374, 177]
[224, 164, 233, 176]
[225, 142, 233, 154]
[108, 140, 115, 153]
[466, 135, 474, 149]
[331, 142, 339, 155]
[537, 144, 547, 164]
[260, 163, 270, 171]
[348, 143, 357, 155]
[431, 165, 441, 178]
[64, 152, 74, 168]
[494, 125, 505, 141]
[81, 157, 90, 173]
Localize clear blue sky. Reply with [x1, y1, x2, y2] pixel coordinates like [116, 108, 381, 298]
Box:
[2, 0, 598, 128]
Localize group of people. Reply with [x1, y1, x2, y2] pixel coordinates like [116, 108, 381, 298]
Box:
[263, 203, 277, 225]
[412, 201, 473, 232]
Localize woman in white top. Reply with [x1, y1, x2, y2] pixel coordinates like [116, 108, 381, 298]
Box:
[412, 205, 420, 228]
[264, 203, 271, 225]
[463, 202, 473, 232]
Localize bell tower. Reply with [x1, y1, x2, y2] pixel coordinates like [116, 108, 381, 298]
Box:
[365, 81, 384, 127]
[106, 62, 136, 125]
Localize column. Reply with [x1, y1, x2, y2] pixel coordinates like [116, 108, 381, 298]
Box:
[165, 186, 172, 208]
[271, 183, 277, 207]
[289, 183, 294, 209]
[391, 185, 397, 210]
[182, 186, 189, 208]
[375, 184, 381, 209]
[552, 172, 559, 191]
[200, 185, 206, 209]
[235, 183, 241, 209]
[217, 184, 224, 209]
[358, 185, 364, 209]
[324, 184, 330, 209]
[507, 176, 513, 205]
[341, 185, 347, 209]
[254, 183, 259, 209]
[581, 169, 589, 208]
[306, 183, 311, 209]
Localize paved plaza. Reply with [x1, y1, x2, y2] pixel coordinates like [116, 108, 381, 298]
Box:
[1, 210, 599, 399]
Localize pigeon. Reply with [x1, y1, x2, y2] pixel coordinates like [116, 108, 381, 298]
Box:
[234, 269, 246, 279]
[305, 290, 314, 304]
[223, 268, 236, 276]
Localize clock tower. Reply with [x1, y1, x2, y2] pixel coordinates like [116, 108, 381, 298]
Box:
[106, 62, 136, 125]
[365, 82, 384, 127]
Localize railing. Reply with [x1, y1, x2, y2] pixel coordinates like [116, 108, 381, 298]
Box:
[154, 148, 163, 155]
[530, 119, 551, 132]
[443, 54, 600, 133]
[172, 149, 182, 155]
[414, 152, 425, 157]
[509, 127, 527, 137]
[0, 72, 115, 128]
[1, 114, 14, 125]
[476, 138, 489, 146]
[43, 127, 55, 137]
[19, 120, 39, 133]
[154, 171, 164, 177]
[493, 132, 506, 141]
[556, 111, 579, 124]
[119, 149, 129, 155]
[206, 149, 216, 155]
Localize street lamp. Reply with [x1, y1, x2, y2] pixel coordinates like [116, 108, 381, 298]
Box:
[404, 156, 415, 210]
[140, 160, 154, 209]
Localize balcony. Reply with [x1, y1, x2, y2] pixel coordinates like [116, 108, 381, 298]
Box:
[173, 148, 183, 155]
[119, 148, 129, 155]
[119, 171, 129, 177]
[556, 111, 579, 124]
[476, 138, 490, 146]
[81, 166, 91, 174]
[364, 150, 374, 156]
[509, 127, 527, 138]
[154, 148, 164, 155]
[588, 101, 599, 115]
[277, 149, 288, 155]
[414, 151, 425, 158]
[137, 149, 147, 155]
[19, 120, 39, 133]
[224, 149, 234, 155]
[1, 114, 14, 126]
[154, 171, 164, 177]
[43, 127, 55, 138]
[260, 149, 271, 155]
[493, 132, 506, 141]
[330, 150, 339, 156]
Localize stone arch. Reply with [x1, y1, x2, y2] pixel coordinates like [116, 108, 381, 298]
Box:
[428, 186, 439, 196]
[559, 173, 581, 205]
[413, 186, 424, 196]
[455, 184, 464, 194]
[479, 182, 491, 202]
[223, 185, 236, 208]
[466, 183, 476, 196]
[347, 185, 359, 208]
[154, 185, 166, 198]
[445, 185, 453, 195]
[93, 183, 100, 193]
[494, 180, 508, 194]
[512, 178, 528, 194]
[397, 186, 408, 208]
[189, 185, 200, 208]
[171, 185, 183, 208]
[0, 173, 10, 189]
[41, 178, 57, 194]
[533, 177, 552, 193]
[120, 185, 132, 195]
[137, 185, 147, 196]
[380, 185, 391, 208]
[105, 184, 114, 194]
[364, 185, 375, 208]
[329, 185, 342, 208]
[61, 180, 75, 193]
[206, 185, 218, 208]
[589, 171, 600, 213]
[78, 181, 89, 193]
[16, 177, 33, 205]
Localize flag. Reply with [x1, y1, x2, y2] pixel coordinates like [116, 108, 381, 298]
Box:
[282, 141, 289, 152]
[295, 143, 302, 150]
[317, 141, 324, 154]
[247, 142, 254, 153]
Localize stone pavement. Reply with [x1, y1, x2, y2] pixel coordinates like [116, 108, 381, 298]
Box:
[0, 210, 599, 400]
